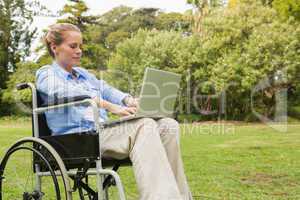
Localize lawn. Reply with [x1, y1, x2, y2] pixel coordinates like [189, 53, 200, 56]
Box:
[0, 119, 300, 199]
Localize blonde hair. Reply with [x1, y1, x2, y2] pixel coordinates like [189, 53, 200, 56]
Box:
[44, 23, 81, 58]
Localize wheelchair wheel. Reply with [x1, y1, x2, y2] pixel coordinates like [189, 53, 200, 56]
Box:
[0, 137, 72, 200]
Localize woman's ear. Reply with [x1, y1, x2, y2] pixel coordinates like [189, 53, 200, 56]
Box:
[50, 44, 57, 56]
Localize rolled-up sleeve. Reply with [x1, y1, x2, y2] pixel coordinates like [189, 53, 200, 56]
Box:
[98, 80, 129, 106]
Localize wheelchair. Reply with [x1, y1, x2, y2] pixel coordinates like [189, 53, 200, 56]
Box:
[0, 82, 132, 200]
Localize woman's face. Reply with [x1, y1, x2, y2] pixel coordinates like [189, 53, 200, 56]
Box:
[51, 31, 83, 68]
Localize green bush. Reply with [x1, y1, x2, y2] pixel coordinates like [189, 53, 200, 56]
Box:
[108, 2, 300, 121]
[1, 62, 40, 116]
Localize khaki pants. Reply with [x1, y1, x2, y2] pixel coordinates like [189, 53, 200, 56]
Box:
[101, 117, 193, 200]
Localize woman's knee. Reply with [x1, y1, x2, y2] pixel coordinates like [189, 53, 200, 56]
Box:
[135, 117, 158, 134]
[157, 118, 180, 134]
[137, 117, 157, 127]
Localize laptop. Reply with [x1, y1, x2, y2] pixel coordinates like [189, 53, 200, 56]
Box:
[101, 67, 182, 127]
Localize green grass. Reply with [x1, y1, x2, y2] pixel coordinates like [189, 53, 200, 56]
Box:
[1, 121, 300, 199]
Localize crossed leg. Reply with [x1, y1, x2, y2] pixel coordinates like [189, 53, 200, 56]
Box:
[156, 118, 193, 200]
[101, 118, 192, 200]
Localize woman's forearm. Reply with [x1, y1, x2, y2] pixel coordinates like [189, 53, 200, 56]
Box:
[93, 97, 110, 110]
[93, 97, 136, 117]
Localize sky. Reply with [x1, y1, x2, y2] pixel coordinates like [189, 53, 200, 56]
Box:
[28, 0, 193, 60]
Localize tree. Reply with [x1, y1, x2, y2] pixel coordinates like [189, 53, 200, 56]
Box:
[104, 7, 159, 34]
[228, 0, 276, 7]
[108, 30, 201, 115]
[272, 0, 300, 21]
[58, 0, 98, 31]
[228, 0, 239, 7]
[186, 0, 223, 33]
[155, 12, 190, 31]
[108, 2, 300, 121]
[0, 0, 41, 115]
[194, 1, 300, 120]
[96, 6, 159, 37]
[78, 6, 161, 68]
[1, 62, 40, 115]
[94, 6, 133, 44]
[105, 31, 130, 50]
[0, 0, 39, 83]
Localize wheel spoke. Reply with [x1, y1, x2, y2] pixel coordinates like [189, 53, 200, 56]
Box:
[12, 160, 26, 192]
[0, 140, 67, 200]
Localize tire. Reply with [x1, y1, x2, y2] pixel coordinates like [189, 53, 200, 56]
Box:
[0, 137, 72, 200]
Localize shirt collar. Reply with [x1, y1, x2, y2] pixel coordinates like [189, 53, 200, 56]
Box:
[52, 61, 86, 80]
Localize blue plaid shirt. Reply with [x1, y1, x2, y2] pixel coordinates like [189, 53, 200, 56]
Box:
[36, 62, 128, 135]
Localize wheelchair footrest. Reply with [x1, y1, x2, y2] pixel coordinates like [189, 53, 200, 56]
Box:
[70, 176, 98, 199]
[103, 164, 120, 188]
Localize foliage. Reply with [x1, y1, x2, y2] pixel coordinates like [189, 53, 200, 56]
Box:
[109, 2, 300, 120]
[79, 6, 190, 69]
[58, 0, 98, 31]
[108, 30, 199, 92]
[201, 2, 300, 119]
[1, 1, 299, 121]
[186, 0, 224, 33]
[228, 0, 300, 21]
[187, 0, 223, 7]
[228, 0, 239, 7]
[272, 0, 300, 21]
[0, 0, 40, 88]
[228, 0, 277, 8]
[96, 6, 158, 37]
[39, 5, 189, 70]
[1, 62, 40, 115]
[105, 31, 130, 50]
[108, 29, 204, 116]
[155, 12, 191, 31]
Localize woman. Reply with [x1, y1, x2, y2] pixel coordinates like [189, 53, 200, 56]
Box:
[36, 23, 193, 200]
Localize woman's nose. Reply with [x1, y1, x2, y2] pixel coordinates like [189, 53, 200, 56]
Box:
[76, 48, 82, 55]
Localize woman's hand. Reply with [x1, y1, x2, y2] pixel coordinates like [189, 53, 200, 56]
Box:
[108, 103, 137, 117]
[123, 96, 139, 108]
[93, 97, 137, 117]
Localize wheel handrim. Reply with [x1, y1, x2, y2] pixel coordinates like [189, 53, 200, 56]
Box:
[0, 143, 61, 200]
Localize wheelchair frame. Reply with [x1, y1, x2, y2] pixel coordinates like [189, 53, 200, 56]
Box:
[0, 82, 130, 200]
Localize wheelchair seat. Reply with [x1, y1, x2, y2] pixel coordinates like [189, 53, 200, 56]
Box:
[34, 89, 131, 171]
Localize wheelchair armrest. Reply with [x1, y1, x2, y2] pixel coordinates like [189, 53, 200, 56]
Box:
[16, 83, 30, 90]
[41, 95, 91, 107]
